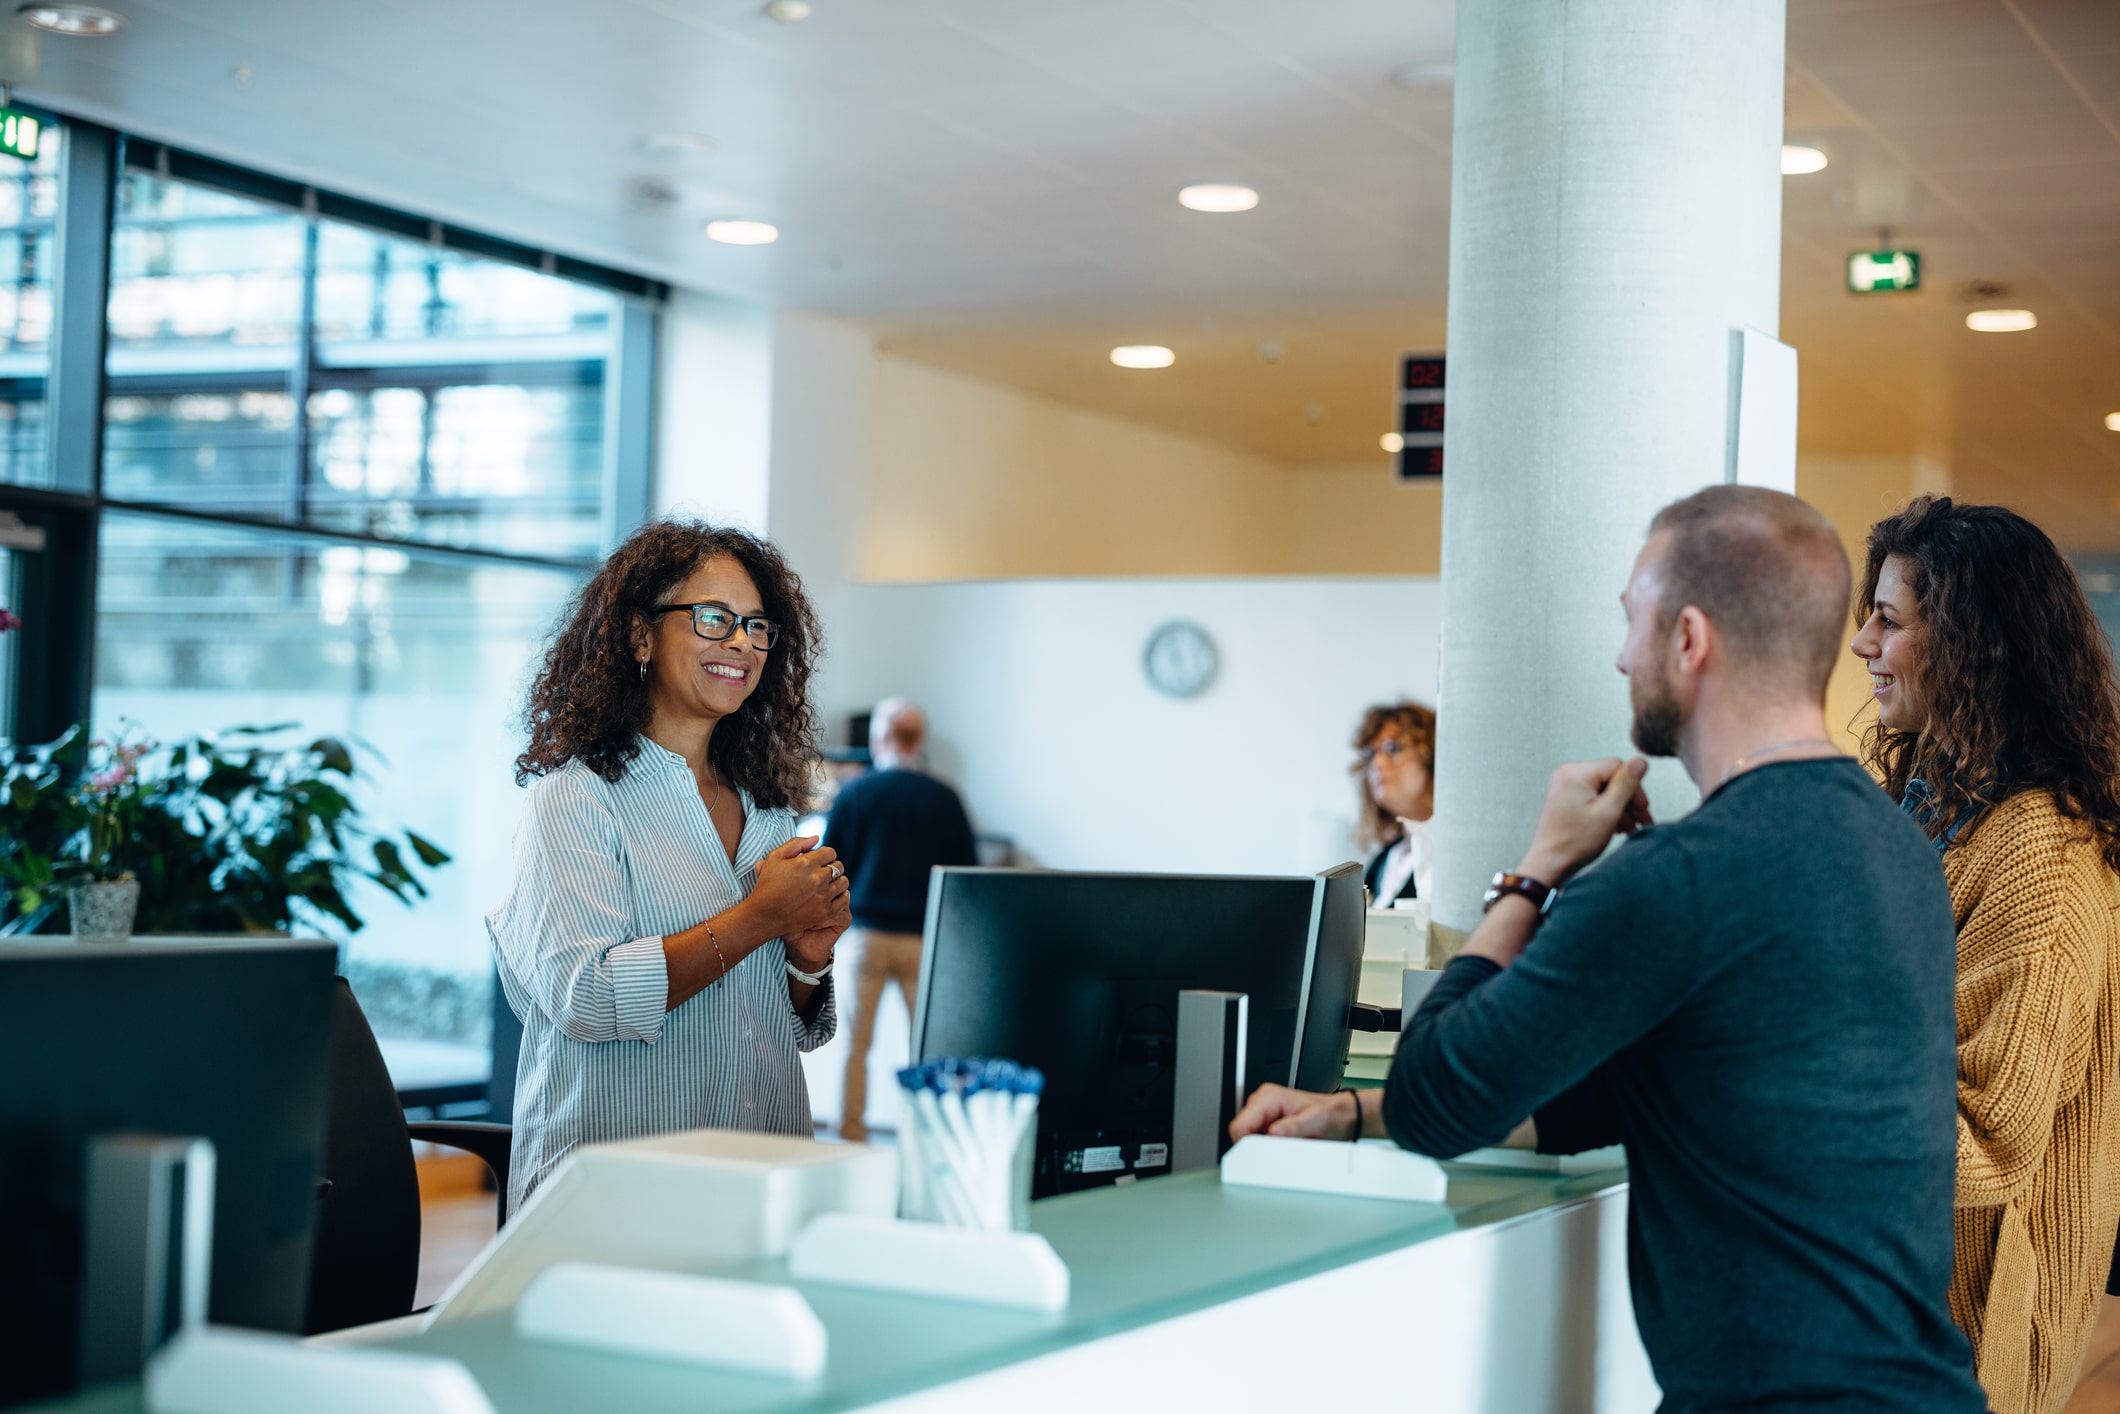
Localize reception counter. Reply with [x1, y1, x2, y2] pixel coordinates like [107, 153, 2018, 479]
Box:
[44, 1159, 1655, 1414]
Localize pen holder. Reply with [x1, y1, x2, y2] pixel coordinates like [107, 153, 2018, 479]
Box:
[896, 1058, 1042, 1233]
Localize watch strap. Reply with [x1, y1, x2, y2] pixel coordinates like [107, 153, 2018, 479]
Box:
[785, 957, 833, 986]
[1483, 871, 1558, 916]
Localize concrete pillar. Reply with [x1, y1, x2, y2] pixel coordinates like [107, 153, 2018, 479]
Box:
[1429, 1, 1787, 928]
[653, 291, 774, 531]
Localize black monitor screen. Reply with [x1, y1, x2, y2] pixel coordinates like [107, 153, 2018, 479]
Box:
[0, 940, 338, 1407]
[911, 866, 1361, 1197]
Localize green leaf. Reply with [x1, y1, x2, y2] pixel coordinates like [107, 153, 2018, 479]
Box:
[405, 831, 452, 867]
[302, 881, 364, 933]
[9, 777, 34, 811]
[309, 738, 355, 777]
[372, 838, 408, 882]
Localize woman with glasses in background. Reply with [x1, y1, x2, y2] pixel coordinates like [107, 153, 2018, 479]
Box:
[492, 520, 850, 1211]
[1354, 702, 1438, 907]
[1850, 496, 2120, 1414]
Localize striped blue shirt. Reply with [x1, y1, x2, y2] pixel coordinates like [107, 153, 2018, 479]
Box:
[488, 735, 835, 1210]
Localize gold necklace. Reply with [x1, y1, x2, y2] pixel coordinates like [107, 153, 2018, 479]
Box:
[1722, 736, 1834, 790]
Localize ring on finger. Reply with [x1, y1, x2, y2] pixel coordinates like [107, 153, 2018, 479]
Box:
[829, 862, 842, 881]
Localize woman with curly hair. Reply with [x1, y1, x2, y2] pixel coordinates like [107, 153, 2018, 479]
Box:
[490, 520, 850, 1209]
[1353, 701, 1438, 906]
[1850, 496, 2120, 1414]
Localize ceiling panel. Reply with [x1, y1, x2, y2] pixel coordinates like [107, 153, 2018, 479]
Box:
[3, 0, 2117, 540]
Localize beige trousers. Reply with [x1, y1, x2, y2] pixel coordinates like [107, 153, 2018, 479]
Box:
[839, 927, 923, 1143]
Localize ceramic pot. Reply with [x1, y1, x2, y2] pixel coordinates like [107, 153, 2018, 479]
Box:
[69, 879, 140, 942]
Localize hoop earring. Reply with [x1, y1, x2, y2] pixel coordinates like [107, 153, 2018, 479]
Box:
[638, 660, 647, 681]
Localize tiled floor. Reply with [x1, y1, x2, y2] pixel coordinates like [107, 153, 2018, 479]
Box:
[413, 1153, 499, 1311]
[415, 1193, 500, 1310]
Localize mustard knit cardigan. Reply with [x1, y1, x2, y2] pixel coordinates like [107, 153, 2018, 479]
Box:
[1944, 790, 2120, 1414]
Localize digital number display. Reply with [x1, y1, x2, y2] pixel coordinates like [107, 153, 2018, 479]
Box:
[1402, 357, 1446, 391]
[1396, 446, 1443, 481]
[1401, 401, 1445, 434]
[1395, 351, 1444, 482]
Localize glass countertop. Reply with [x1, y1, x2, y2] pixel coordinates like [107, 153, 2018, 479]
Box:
[39, 1160, 1626, 1414]
[390, 1161, 1627, 1414]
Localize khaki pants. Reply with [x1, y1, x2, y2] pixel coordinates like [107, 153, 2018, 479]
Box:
[840, 928, 923, 1143]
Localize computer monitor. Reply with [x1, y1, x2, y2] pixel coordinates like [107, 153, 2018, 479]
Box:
[1294, 861, 1369, 1091]
[0, 939, 339, 1407]
[910, 862, 1366, 1198]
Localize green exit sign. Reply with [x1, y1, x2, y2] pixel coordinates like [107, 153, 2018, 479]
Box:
[1848, 249, 1920, 293]
[0, 109, 41, 161]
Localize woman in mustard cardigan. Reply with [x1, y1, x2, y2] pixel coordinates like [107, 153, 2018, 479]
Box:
[1851, 496, 2120, 1414]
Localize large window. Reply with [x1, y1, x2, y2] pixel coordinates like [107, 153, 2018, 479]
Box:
[0, 128, 60, 487]
[103, 172, 614, 558]
[1, 117, 661, 1102]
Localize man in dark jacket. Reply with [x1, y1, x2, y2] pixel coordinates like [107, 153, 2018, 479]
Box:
[825, 699, 976, 1142]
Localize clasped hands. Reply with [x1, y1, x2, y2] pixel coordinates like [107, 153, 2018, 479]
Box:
[748, 834, 851, 970]
[1226, 755, 1652, 1147]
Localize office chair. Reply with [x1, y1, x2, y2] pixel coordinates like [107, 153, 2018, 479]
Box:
[304, 977, 512, 1335]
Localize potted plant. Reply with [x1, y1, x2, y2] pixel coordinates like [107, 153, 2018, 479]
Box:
[0, 723, 450, 942]
[68, 730, 152, 939]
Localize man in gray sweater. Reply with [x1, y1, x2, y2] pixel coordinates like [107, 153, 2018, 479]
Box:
[1233, 486, 1984, 1413]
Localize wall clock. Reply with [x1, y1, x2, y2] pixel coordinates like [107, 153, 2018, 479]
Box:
[1142, 620, 1218, 699]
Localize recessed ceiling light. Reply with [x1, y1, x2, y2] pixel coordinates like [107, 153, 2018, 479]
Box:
[1965, 308, 2037, 333]
[640, 131, 717, 157]
[18, 2, 123, 34]
[1178, 183, 1259, 213]
[764, 0, 810, 20]
[1380, 432, 1404, 454]
[1780, 145, 1828, 175]
[1110, 345, 1174, 369]
[2105, 412, 2120, 432]
[705, 219, 778, 246]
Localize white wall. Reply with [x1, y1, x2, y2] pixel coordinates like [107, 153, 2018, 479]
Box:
[827, 576, 1443, 876]
[765, 311, 877, 661]
[647, 303, 1449, 877]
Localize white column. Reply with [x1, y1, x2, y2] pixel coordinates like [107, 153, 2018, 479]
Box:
[653, 290, 775, 531]
[1429, 1, 1787, 929]
[763, 310, 877, 733]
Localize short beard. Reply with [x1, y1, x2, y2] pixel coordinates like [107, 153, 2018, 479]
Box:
[1630, 655, 1684, 758]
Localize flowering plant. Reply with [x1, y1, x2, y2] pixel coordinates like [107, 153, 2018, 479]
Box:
[79, 730, 152, 883]
[0, 723, 450, 937]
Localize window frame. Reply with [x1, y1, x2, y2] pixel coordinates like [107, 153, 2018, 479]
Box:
[0, 113, 661, 744]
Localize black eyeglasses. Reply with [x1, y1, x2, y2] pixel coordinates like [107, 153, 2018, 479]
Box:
[651, 602, 781, 649]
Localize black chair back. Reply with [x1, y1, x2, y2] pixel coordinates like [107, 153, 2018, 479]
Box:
[487, 967, 521, 1124]
[305, 978, 421, 1334]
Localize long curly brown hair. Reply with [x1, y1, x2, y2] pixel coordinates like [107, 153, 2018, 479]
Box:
[1352, 702, 1436, 851]
[515, 520, 823, 810]
[1858, 495, 2120, 870]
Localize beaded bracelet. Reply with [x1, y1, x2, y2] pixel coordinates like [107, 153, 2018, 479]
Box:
[703, 922, 730, 986]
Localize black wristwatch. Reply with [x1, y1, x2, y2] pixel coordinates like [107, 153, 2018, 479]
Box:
[1483, 871, 1558, 916]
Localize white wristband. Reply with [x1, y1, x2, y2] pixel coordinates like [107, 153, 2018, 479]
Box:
[785, 958, 832, 987]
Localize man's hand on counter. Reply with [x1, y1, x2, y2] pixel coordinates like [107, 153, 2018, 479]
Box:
[1229, 1083, 1388, 1143]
